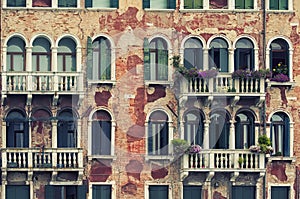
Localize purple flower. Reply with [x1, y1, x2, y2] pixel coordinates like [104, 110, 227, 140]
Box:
[188, 145, 202, 154]
[271, 74, 290, 82]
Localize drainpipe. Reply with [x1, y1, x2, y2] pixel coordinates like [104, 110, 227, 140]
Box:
[261, 0, 267, 199]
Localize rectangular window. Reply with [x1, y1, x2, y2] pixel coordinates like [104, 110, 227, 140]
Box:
[92, 185, 112, 199]
[85, 0, 119, 8]
[45, 185, 87, 199]
[58, 0, 77, 7]
[235, 0, 254, 9]
[232, 186, 255, 199]
[143, 0, 176, 9]
[210, 0, 228, 9]
[270, 0, 288, 10]
[149, 185, 168, 199]
[32, 0, 52, 7]
[271, 186, 289, 199]
[183, 186, 202, 199]
[7, 0, 26, 7]
[6, 185, 30, 199]
[184, 0, 203, 9]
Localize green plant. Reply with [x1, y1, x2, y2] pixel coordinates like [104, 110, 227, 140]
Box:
[258, 134, 273, 154]
[171, 139, 189, 155]
[238, 157, 245, 166]
[275, 151, 282, 156]
[172, 55, 181, 68]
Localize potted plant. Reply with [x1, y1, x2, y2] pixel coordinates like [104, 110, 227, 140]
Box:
[171, 139, 189, 156]
[238, 157, 246, 168]
[249, 135, 273, 155]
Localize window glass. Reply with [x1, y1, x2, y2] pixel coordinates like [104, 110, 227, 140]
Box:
[209, 111, 229, 149]
[235, 38, 254, 71]
[7, 0, 26, 7]
[7, 37, 25, 71]
[184, 0, 203, 9]
[183, 186, 202, 199]
[210, 0, 228, 9]
[58, 0, 77, 7]
[92, 110, 112, 155]
[57, 110, 77, 148]
[232, 186, 255, 199]
[6, 186, 30, 199]
[86, 0, 119, 8]
[235, 112, 255, 149]
[270, 0, 288, 10]
[184, 38, 203, 69]
[149, 185, 168, 199]
[270, 39, 289, 77]
[92, 185, 112, 199]
[184, 111, 204, 146]
[32, 38, 51, 72]
[271, 112, 290, 156]
[58, 38, 76, 72]
[271, 186, 289, 199]
[148, 111, 169, 155]
[149, 38, 168, 81]
[209, 38, 228, 72]
[92, 37, 111, 80]
[32, 0, 51, 7]
[235, 0, 254, 9]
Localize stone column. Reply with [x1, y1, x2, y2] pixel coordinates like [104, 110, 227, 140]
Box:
[229, 119, 235, 149]
[203, 120, 210, 149]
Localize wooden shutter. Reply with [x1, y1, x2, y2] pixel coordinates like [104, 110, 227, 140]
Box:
[232, 186, 255, 199]
[45, 186, 55, 199]
[87, 37, 93, 79]
[235, 0, 244, 9]
[148, 122, 153, 155]
[235, 122, 242, 149]
[100, 121, 111, 155]
[284, 116, 290, 156]
[93, 185, 111, 199]
[168, 0, 176, 9]
[245, 0, 254, 9]
[269, 0, 278, 10]
[250, 48, 254, 71]
[144, 38, 150, 80]
[24, 122, 29, 147]
[234, 49, 240, 70]
[279, 0, 288, 10]
[184, 0, 192, 8]
[220, 48, 228, 72]
[6, 122, 15, 147]
[85, 0, 92, 7]
[158, 49, 168, 80]
[160, 122, 169, 155]
[6, 186, 30, 199]
[149, 186, 168, 198]
[77, 185, 87, 199]
[111, 0, 119, 8]
[92, 121, 101, 155]
[209, 47, 214, 69]
[271, 187, 289, 199]
[183, 186, 202, 199]
[58, 121, 68, 147]
[249, 118, 255, 147]
[195, 0, 203, 8]
[143, 0, 150, 8]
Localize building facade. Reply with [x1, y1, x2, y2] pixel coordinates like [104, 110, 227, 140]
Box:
[0, 0, 300, 198]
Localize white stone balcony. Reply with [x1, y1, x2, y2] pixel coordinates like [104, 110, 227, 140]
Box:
[2, 71, 84, 94]
[178, 74, 266, 105]
[180, 149, 265, 179]
[2, 148, 83, 170]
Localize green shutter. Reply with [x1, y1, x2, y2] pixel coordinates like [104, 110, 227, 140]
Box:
[45, 186, 55, 199]
[234, 49, 240, 71]
[269, 0, 278, 10]
[93, 185, 112, 199]
[235, 0, 244, 9]
[87, 37, 93, 80]
[111, 0, 119, 8]
[279, 0, 288, 10]
[220, 48, 228, 72]
[168, 0, 176, 9]
[195, 0, 203, 8]
[144, 38, 150, 80]
[250, 48, 254, 71]
[158, 49, 168, 80]
[232, 186, 255, 199]
[143, 0, 150, 8]
[271, 187, 289, 199]
[184, 49, 194, 69]
[209, 47, 214, 69]
[85, 0, 92, 8]
[148, 122, 153, 154]
[284, 116, 290, 156]
[92, 121, 101, 155]
[149, 186, 169, 198]
[183, 186, 202, 199]
[77, 185, 87, 199]
[184, 0, 192, 9]
[245, 0, 253, 9]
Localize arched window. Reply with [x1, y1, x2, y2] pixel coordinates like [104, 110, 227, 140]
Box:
[32, 37, 51, 72]
[209, 110, 230, 149]
[270, 39, 289, 77]
[148, 111, 169, 155]
[57, 109, 77, 148]
[234, 38, 254, 71]
[149, 38, 168, 81]
[184, 110, 204, 146]
[6, 110, 29, 148]
[235, 111, 255, 149]
[58, 38, 76, 72]
[31, 109, 52, 148]
[90, 37, 111, 80]
[209, 38, 228, 72]
[271, 112, 290, 156]
[7, 37, 26, 71]
[91, 110, 112, 155]
[184, 38, 203, 70]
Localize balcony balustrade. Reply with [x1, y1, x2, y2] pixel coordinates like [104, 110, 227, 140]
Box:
[181, 150, 265, 172]
[180, 74, 265, 96]
[3, 72, 83, 93]
[2, 148, 83, 170]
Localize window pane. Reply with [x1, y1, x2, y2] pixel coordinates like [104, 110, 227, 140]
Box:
[93, 0, 110, 7]
[32, 0, 51, 7]
[92, 185, 112, 199]
[12, 54, 25, 71]
[149, 186, 168, 199]
[183, 186, 202, 199]
[210, 0, 228, 9]
[271, 186, 289, 199]
[7, 0, 26, 7]
[279, 0, 288, 10]
[150, 0, 168, 9]
[232, 186, 255, 199]
[58, 0, 77, 7]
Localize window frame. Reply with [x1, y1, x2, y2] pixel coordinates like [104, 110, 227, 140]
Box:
[234, 38, 255, 71]
[183, 37, 204, 70]
[184, 110, 204, 146]
[235, 111, 255, 149]
[235, 0, 254, 9]
[209, 110, 230, 149]
[89, 182, 116, 199]
[232, 186, 256, 199]
[32, 37, 51, 72]
[85, 0, 119, 9]
[143, 0, 176, 10]
[208, 38, 229, 72]
[57, 38, 77, 72]
[6, 37, 26, 72]
[57, 109, 78, 148]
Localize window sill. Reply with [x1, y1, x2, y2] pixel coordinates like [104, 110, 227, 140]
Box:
[88, 155, 116, 161]
[266, 10, 294, 13]
[267, 156, 296, 163]
[145, 155, 173, 162]
[179, 8, 259, 13]
[145, 80, 172, 87]
[267, 80, 295, 89]
[88, 80, 116, 86]
[144, 8, 175, 12]
[85, 8, 117, 11]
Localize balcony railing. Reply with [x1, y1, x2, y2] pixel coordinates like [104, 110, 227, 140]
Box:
[180, 74, 265, 95]
[2, 148, 83, 169]
[181, 150, 265, 172]
[3, 72, 83, 93]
